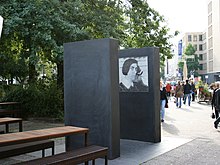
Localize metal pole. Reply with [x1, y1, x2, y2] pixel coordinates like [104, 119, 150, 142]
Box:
[0, 16, 3, 38]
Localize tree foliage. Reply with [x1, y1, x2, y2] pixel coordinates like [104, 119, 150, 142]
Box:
[0, 0, 176, 84]
[0, 0, 90, 85]
[124, 0, 176, 62]
[178, 43, 200, 78]
[0, 0, 178, 118]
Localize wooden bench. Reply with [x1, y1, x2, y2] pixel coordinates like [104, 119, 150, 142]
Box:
[0, 109, 20, 118]
[0, 140, 54, 159]
[17, 145, 108, 165]
[0, 117, 23, 133]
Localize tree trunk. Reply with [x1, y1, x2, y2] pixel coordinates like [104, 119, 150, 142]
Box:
[57, 61, 63, 88]
[28, 63, 37, 83]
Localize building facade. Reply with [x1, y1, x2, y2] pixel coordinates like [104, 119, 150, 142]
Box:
[180, 32, 207, 80]
[206, 0, 220, 83]
[178, 0, 220, 83]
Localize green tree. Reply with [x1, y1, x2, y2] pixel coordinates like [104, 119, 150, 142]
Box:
[178, 43, 200, 78]
[0, 0, 89, 85]
[123, 0, 178, 64]
[0, 0, 176, 85]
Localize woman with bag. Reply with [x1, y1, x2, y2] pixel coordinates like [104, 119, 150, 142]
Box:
[160, 81, 168, 122]
[175, 81, 184, 108]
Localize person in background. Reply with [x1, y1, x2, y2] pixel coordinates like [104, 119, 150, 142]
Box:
[214, 85, 220, 129]
[183, 80, 192, 106]
[181, 81, 185, 102]
[175, 81, 184, 108]
[191, 81, 196, 101]
[212, 82, 220, 119]
[166, 82, 172, 99]
[160, 81, 168, 122]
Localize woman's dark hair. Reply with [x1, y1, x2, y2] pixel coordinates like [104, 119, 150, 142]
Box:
[122, 59, 138, 75]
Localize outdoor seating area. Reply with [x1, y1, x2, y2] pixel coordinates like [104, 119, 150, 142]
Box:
[17, 145, 108, 165]
[0, 102, 108, 165]
[0, 117, 23, 133]
[0, 140, 55, 159]
[0, 102, 22, 118]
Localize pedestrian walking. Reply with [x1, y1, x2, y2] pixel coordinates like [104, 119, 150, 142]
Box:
[183, 80, 192, 106]
[175, 81, 184, 108]
[214, 87, 220, 129]
[191, 81, 196, 101]
[212, 83, 220, 119]
[160, 81, 168, 122]
[166, 82, 172, 99]
[181, 81, 185, 102]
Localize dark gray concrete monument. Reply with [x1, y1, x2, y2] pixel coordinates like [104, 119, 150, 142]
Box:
[64, 38, 120, 159]
[119, 47, 161, 143]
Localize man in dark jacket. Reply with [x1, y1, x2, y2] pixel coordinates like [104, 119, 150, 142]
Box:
[212, 83, 220, 119]
[183, 80, 192, 106]
[191, 81, 196, 101]
[214, 87, 220, 128]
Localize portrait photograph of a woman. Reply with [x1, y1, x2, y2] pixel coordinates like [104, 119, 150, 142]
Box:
[119, 57, 149, 92]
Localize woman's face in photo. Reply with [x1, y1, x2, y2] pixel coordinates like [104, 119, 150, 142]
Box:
[127, 63, 138, 82]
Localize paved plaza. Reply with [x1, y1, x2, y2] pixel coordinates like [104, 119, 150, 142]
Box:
[1, 97, 220, 164]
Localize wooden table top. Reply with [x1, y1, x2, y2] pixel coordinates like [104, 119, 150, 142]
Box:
[0, 126, 89, 146]
[0, 117, 22, 123]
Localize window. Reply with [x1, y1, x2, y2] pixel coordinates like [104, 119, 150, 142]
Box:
[209, 49, 213, 60]
[193, 35, 197, 42]
[199, 64, 203, 70]
[188, 35, 192, 42]
[199, 44, 203, 51]
[208, 37, 213, 49]
[203, 33, 206, 40]
[208, 14, 212, 25]
[199, 35, 203, 41]
[209, 61, 213, 72]
[203, 53, 207, 60]
[203, 63, 207, 70]
[208, 1, 212, 14]
[203, 43, 206, 51]
[199, 54, 203, 60]
[208, 25, 212, 37]
[194, 44, 197, 51]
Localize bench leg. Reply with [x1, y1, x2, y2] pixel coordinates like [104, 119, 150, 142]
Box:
[42, 149, 45, 157]
[5, 123, 9, 133]
[19, 121, 23, 132]
[52, 146, 55, 155]
[85, 132, 88, 146]
[105, 155, 108, 165]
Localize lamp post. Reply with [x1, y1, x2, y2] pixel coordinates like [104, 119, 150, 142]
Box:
[183, 60, 188, 80]
[0, 16, 3, 38]
[205, 75, 208, 84]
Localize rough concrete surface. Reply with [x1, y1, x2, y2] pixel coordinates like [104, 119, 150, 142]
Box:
[1, 97, 220, 165]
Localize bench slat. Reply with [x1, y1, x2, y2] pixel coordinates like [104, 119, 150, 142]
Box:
[0, 140, 54, 159]
[0, 109, 20, 117]
[0, 117, 23, 133]
[17, 145, 108, 165]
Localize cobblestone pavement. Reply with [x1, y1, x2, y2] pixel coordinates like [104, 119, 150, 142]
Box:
[1, 97, 220, 165]
[142, 97, 220, 165]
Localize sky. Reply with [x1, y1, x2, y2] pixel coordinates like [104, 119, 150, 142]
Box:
[147, 0, 208, 44]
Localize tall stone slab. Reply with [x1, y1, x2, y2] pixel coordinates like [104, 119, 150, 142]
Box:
[119, 47, 161, 143]
[64, 38, 120, 159]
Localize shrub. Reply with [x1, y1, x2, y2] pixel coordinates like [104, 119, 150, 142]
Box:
[1, 81, 64, 120]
